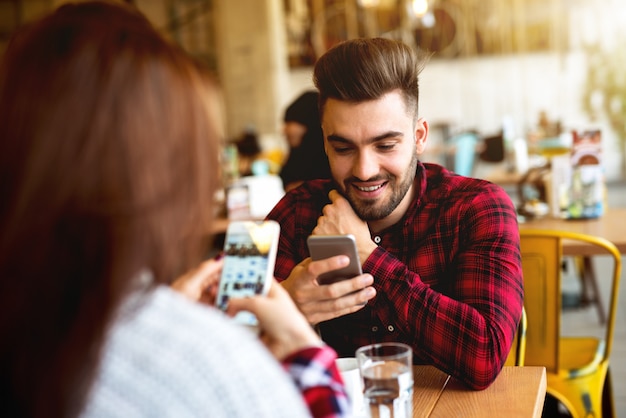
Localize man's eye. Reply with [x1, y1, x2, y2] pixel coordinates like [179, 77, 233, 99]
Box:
[377, 143, 396, 151]
[333, 146, 352, 154]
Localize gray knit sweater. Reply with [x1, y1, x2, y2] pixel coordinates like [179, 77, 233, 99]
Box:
[82, 286, 311, 417]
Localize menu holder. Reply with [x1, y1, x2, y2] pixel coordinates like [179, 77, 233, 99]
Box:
[226, 183, 251, 220]
[226, 175, 285, 220]
[554, 130, 604, 219]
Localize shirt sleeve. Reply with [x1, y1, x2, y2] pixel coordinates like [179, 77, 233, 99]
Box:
[282, 345, 351, 418]
[364, 184, 523, 390]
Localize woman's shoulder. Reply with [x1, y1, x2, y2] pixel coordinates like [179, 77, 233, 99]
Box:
[83, 287, 309, 418]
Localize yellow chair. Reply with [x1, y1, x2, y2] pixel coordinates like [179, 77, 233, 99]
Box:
[572, 254, 607, 324]
[519, 229, 622, 418]
[504, 306, 527, 367]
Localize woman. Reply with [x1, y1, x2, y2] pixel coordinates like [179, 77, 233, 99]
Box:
[0, 2, 347, 417]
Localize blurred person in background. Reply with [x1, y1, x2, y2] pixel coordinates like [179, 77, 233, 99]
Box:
[0, 2, 348, 417]
[280, 90, 331, 192]
[235, 127, 263, 176]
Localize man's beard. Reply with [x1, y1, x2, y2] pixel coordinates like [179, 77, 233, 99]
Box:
[341, 153, 418, 221]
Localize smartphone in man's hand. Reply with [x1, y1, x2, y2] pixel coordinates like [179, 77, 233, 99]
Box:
[307, 234, 362, 285]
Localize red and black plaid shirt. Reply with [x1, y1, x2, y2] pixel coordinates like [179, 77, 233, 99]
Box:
[283, 346, 349, 418]
[267, 162, 523, 390]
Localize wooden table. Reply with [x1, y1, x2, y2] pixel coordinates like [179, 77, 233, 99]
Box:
[412, 366, 547, 417]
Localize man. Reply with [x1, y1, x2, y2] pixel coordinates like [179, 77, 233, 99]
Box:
[266, 38, 523, 390]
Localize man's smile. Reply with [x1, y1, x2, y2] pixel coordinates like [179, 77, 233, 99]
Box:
[355, 183, 385, 192]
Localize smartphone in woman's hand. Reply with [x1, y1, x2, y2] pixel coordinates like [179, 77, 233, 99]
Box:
[216, 220, 280, 326]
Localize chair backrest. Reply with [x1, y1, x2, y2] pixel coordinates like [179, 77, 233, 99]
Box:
[505, 306, 527, 366]
[519, 229, 622, 373]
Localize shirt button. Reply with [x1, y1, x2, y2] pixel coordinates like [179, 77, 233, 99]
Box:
[374, 236, 381, 244]
[387, 325, 395, 332]
[372, 326, 378, 332]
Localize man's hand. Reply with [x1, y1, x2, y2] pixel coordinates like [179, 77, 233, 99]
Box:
[312, 190, 378, 263]
[281, 255, 376, 325]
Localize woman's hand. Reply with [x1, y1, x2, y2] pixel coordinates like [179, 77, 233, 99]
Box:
[171, 257, 223, 306]
[227, 279, 324, 360]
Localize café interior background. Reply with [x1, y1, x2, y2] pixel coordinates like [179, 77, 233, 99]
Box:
[2, 0, 626, 182]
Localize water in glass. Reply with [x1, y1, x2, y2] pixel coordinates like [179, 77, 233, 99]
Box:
[362, 359, 413, 418]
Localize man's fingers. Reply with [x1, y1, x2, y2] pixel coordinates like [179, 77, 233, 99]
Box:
[285, 256, 351, 304]
[299, 283, 377, 325]
[304, 290, 376, 324]
[316, 273, 374, 298]
[307, 255, 350, 282]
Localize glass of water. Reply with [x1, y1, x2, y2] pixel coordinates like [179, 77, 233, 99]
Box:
[356, 342, 413, 418]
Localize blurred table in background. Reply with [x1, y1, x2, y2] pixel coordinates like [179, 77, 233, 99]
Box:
[482, 166, 523, 187]
[518, 208, 626, 255]
[210, 217, 231, 236]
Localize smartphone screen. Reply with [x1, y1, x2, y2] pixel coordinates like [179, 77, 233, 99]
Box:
[307, 234, 362, 285]
[216, 220, 280, 326]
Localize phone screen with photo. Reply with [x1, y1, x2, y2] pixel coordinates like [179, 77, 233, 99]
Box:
[216, 220, 279, 326]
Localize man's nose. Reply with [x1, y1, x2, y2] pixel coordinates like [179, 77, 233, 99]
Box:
[353, 150, 378, 180]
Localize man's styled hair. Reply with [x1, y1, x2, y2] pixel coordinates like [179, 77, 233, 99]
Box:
[313, 38, 428, 119]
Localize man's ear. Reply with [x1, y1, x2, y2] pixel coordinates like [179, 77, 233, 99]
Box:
[415, 118, 428, 154]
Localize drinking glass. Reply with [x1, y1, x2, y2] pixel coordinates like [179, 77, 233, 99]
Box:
[356, 342, 413, 418]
